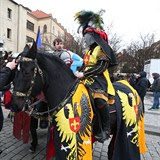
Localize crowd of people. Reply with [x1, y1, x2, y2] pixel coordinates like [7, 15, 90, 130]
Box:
[111, 71, 160, 112]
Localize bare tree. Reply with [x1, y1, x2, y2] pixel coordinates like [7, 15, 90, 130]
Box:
[121, 33, 156, 73]
[105, 23, 122, 53]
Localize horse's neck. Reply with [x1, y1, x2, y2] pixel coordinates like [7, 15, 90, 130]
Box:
[45, 73, 75, 107]
[38, 54, 76, 107]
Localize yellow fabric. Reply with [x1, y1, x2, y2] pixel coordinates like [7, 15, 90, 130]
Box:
[118, 80, 147, 154]
[138, 115, 147, 154]
[93, 92, 108, 102]
[108, 99, 115, 104]
[103, 69, 115, 96]
[84, 46, 115, 97]
[72, 83, 94, 160]
[55, 83, 93, 159]
[118, 80, 138, 97]
[84, 46, 100, 66]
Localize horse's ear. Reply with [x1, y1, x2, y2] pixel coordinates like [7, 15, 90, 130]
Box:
[23, 44, 30, 52]
[28, 41, 37, 59]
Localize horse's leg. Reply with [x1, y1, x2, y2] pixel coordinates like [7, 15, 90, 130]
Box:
[29, 116, 38, 152]
[108, 112, 117, 160]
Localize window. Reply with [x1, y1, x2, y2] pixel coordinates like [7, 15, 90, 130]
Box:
[7, 28, 11, 39]
[26, 36, 34, 43]
[7, 8, 12, 19]
[60, 34, 64, 39]
[26, 20, 34, 31]
[43, 24, 47, 33]
[58, 31, 61, 37]
[53, 26, 55, 34]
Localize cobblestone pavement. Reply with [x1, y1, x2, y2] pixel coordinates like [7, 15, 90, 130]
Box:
[0, 93, 160, 160]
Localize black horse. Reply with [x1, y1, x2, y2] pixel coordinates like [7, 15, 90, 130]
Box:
[12, 42, 146, 160]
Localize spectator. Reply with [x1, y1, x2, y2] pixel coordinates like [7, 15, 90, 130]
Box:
[134, 71, 150, 112]
[52, 38, 83, 72]
[0, 59, 17, 154]
[148, 73, 160, 110]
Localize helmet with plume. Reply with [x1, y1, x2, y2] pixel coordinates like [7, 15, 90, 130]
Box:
[74, 9, 105, 34]
[74, 9, 118, 67]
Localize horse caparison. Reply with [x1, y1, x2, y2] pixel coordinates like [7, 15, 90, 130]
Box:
[12, 42, 145, 160]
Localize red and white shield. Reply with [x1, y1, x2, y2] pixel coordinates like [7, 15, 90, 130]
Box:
[69, 117, 80, 132]
[84, 54, 90, 65]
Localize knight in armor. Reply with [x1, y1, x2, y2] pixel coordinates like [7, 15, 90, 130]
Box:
[74, 10, 117, 143]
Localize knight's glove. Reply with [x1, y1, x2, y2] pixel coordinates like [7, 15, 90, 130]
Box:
[75, 71, 84, 78]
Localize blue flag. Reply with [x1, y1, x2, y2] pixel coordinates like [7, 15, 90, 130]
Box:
[36, 26, 42, 47]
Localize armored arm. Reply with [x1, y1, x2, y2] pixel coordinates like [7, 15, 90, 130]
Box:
[84, 59, 108, 78]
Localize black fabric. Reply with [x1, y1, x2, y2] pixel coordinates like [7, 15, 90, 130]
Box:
[30, 117, 38, 146]
[84, 60, 108, 78]
[0, 67, 15, 90]
[86, 32, 117, 67]
[110, 82, 140, 160]
[95, 98, 110, 131]
[85, 74, 108, 92]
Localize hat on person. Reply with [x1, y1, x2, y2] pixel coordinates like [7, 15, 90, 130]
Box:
[74, 9, 117, 67]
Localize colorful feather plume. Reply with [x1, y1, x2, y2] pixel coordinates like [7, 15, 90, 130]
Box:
[74, 9, 105, 33]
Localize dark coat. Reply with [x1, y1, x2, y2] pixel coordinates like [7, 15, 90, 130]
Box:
[134, 71, 149, 100]
[151, 73, 160, 92]
[0, 67, 15, 131]
[0, 67, 15, 90]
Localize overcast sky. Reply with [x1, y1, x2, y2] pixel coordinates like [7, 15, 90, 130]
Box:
[14, 0, 160, 46]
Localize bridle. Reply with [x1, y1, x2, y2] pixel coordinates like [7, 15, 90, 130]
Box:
[13, 56, 44, 111]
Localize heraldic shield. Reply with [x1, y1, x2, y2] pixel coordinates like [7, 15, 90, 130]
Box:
[54, 83, 94, 160]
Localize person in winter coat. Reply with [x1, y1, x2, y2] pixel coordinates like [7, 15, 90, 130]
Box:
[134, 71, 150, 112]
[0, 59, 17, 154]
[148, 73, 160, 110]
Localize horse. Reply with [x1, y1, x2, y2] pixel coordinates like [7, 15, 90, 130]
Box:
[11, 42, 146, 160]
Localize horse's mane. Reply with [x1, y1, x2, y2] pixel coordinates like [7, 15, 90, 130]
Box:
[36, 52, 76, 80]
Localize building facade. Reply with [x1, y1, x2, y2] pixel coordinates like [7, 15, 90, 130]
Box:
[0, 0, 73, 53]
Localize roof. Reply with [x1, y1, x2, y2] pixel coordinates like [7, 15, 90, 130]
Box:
[31, 10, 52, 19]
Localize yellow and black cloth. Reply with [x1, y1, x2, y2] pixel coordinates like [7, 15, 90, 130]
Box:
[110, 80, 146, 160]
[83, 45, 115, 103]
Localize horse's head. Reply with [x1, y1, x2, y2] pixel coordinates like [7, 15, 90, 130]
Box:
[12, 41, 44, 112]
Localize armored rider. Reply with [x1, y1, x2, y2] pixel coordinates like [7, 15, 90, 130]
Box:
[74, 10, 117, 143]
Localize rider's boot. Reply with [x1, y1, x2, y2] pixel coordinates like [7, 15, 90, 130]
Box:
[95, 99, 110, 143]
